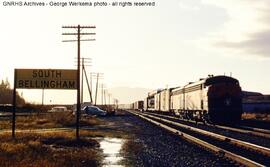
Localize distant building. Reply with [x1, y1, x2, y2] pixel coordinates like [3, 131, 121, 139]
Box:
[242, 91, 270, 113]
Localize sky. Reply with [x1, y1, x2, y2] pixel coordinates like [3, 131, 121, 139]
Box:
[1, 0, 270, 104]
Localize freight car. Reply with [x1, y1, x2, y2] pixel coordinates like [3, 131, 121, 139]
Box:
[132, 100, 144, 111]
[144, 75, 243, 124]
[146, 89, 162, 111]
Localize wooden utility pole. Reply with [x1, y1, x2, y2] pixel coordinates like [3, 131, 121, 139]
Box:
[81, 58, 84, 104]
[108, 93, 111, 105]
[95, 73, 99, 105]
[62, 25, 95, 140]
[76, 57, 92, 104]
[83, 66, 93, 104]
[101, 84, 103, 105]
[91, 72, 103, 105]
[104, 89, 106, 105]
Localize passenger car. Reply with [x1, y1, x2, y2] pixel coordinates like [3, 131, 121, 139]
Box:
[82, 106, 107, 116]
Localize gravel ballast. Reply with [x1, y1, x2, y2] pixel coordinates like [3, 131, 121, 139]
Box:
[97, 111, 236, 166]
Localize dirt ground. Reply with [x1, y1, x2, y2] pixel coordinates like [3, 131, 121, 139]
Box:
[0, 110, 236, 166]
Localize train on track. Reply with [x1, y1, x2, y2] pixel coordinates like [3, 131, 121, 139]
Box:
[131, 75, 243, 124]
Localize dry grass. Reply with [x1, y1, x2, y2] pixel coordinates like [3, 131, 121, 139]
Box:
[0, 132, 101, 167]
[119, 138, 143, 166]
[0, 112, 138, 166]
[242, 113, 270, 121]
[0, 116, 130, 166]
[0, 112, 102, 130]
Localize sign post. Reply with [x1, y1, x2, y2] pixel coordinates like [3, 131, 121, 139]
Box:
[12, 69, 17, 139]
[12, 69, 77, 139]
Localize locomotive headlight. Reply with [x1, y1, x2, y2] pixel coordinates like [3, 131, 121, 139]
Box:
[224, 98, 231, 106]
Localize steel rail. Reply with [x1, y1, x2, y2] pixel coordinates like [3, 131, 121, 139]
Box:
[214, 125, 270, 139]
[239, 126, 270, 134]
[140, 112, 270, 157]
[129, 111, 264, 167]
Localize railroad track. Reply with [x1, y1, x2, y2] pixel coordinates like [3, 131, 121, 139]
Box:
[239, 125, 270, 135]
[129, 110, 270, 167]
[145, 112, 270, 139]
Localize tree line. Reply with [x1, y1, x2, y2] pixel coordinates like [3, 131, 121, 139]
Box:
[0, 79, 25, 106]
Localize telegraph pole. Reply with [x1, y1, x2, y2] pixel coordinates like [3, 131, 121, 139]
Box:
[75, 57, 92, 104]
[90, 73, 93, 100]
[62, 25, 96, 140]
[81, 58, 84, 104]
[101, 83, 103, 105]
[115, 98, 119, 109]
[95, 73, 99, 105]
[104, 89, 106, 105]
[91, 72, 103, 105]
[83, 65, 93, 104]
[101, 84, 106, 105]
[108, 93, 111, 105]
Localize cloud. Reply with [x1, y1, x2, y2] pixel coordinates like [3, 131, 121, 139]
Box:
[215, 31, 270, 57]
[200, 0, 270, 58]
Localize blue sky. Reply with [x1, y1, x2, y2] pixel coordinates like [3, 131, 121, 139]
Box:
[1, 0, 270, 104]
